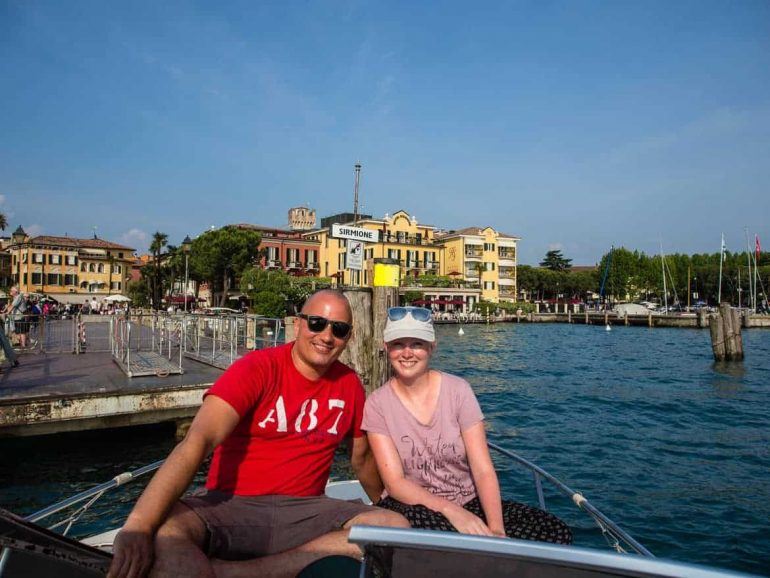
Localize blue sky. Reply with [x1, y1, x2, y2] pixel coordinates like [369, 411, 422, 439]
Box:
[1, 0, 769, 264]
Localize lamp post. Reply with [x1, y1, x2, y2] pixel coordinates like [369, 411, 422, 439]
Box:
[11, 226, 26, 289]
[182, 236, 192, 313]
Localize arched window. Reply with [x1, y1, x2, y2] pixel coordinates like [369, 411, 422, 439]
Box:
[89, 263, 95, 272]
[81, 263, 87, 272]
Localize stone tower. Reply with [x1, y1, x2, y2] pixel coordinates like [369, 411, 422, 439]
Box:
[288, 206, 316, 231]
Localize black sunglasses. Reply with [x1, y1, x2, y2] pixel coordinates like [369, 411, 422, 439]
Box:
[297, 313, 352, 339]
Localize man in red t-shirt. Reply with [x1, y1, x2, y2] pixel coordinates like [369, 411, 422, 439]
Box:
[108, 290, 408, 578]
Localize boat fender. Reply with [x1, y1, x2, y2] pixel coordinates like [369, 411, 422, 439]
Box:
[572, 492, 587, 508]
[113, 472, 134, 486]
[458, 327, 465, 335]
[605, 324, 611, 331]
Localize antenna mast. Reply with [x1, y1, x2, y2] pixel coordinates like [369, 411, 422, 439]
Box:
[353, 162, 361, 223]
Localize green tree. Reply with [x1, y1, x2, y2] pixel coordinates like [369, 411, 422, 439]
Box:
[126, 279, 151, 307]
[251, 290, 288, 318]
[189, 227, 262, 307]
[240, 267, 333, 316]
[149, 231, 168, 309]
[540, 250, 572, 272]
[409, 275, 454, 288]
[403, 290, 423, 305]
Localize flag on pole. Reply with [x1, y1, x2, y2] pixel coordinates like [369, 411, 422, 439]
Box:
[756, 234, 761, 260]
[721, 233, 726, 260]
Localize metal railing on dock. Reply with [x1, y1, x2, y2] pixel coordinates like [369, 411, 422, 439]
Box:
[110, 315, 184, 378]
[183, 314, 282, 369]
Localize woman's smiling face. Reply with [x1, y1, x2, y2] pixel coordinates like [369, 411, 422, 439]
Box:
[386, 337, 435, 380]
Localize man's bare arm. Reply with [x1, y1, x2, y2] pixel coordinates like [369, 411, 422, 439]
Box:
[349, 435, 384, 503]
[107, 396, 240, 578]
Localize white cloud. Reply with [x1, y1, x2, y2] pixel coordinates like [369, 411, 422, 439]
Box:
[25, 224, 43, 237]
[120, 228, 149, 252]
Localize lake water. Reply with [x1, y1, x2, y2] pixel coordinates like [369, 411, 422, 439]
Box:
[1, 323, 769, 575]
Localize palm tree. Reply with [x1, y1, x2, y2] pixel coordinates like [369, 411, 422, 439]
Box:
[150, 232, 168, 309]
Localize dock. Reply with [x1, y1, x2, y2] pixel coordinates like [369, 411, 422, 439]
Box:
[0, 351, 223, 438]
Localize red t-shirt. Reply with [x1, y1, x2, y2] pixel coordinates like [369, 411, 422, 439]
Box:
[204, 343, 365, 496]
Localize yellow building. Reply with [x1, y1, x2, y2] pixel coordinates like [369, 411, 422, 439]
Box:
[436, 227, 519, 303]
[6, 226, 136, 303]
[307, 210, 441, 287]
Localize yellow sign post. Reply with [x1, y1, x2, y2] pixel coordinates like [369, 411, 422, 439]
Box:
[373, 258, 400, 288]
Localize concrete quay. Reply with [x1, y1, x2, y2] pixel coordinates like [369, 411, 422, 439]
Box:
[524, 311, 770, 328]
[0, 352, 222, 438]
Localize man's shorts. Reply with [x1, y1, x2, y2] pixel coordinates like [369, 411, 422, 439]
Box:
[180, 490, 379, 560]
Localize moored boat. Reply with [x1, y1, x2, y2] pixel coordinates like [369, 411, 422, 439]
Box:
[0, 444, 760, 577]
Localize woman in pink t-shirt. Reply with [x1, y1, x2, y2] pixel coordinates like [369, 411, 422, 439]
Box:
[362, 307, 572, 543]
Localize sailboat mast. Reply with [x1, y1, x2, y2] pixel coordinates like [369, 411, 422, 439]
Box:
[718, 233, 724, 304]
[687, 265, 691, 310]
[745, 228, 753, 310]
[753, 234, 759, 312]
[660, 242, 668, 313]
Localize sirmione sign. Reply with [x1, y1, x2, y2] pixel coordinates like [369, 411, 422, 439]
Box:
[330, 224, 379, 243]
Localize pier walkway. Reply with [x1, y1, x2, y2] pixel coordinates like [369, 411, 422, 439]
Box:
[0, 312, 284, 438]
[0, 351, 223, 438]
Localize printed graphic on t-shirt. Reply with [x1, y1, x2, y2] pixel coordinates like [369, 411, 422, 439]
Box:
[256, 395, 348, 441]
[399, 432, 476, 502]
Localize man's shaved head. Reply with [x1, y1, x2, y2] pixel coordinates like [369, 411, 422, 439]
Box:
[301, 290, 352, 323]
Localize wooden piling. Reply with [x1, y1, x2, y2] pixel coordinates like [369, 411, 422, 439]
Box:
[721, 304, 737, 360]
[568, 310, 572, 324]
[584, 310, 589, 325]
[648, 311, 653, 327]
[340, 289, 375, 393]
[369, 258, 401, 394]
[710, 304, 744, 361]
[708, 313, 725, 361]
[624, 312, 629, 326]
[732, 309, 744, 360]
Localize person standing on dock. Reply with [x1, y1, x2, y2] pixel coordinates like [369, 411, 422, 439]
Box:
[108, 289, 408, 578]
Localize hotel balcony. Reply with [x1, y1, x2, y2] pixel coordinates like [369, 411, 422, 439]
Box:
[499, 288, 517, 299]
[382, 235, 436, 247]
[499, 268, 516, 280]
[266, 259, 282, 269]
[306, 262, 320, 271]
[286, 261, 303, 269]
[464, 249, 483, 260]
[464, 269, 480, 279]
[498, 249, 516, 260]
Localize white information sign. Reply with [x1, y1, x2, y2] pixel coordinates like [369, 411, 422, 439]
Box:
[347, 240, 364, 271]
[331, 223, 379, 243]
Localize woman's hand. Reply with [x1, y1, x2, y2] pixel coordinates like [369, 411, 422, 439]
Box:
[442, 503, 494, 536]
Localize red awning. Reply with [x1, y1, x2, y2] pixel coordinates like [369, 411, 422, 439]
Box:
[167, 295, 203, 303]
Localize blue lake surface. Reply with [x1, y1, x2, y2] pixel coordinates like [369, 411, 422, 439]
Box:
[1, 323, 768, 575]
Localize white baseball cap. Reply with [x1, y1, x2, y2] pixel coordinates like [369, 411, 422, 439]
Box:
[383, 307, 435, 343]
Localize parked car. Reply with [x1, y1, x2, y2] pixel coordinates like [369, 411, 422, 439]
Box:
[202, 307, 242, 315]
